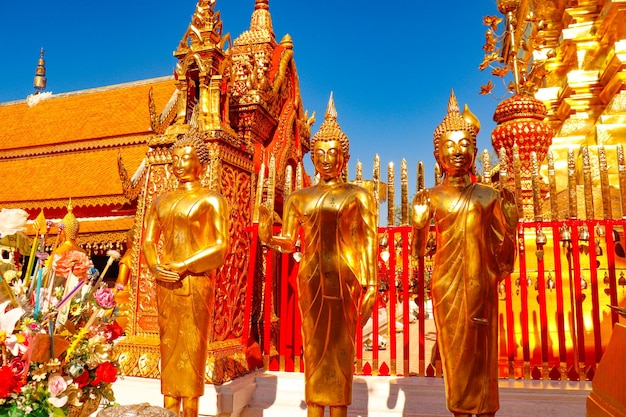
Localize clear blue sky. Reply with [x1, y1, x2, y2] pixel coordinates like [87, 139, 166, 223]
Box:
[0, 0, 506, 194]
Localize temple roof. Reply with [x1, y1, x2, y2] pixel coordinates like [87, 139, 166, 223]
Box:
[0, 76, 176, 154]
[0, 145, 147, 209]
[0, 77, 177, 212]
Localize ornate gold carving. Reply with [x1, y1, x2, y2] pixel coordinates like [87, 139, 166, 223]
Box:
[149, 88, 179, 134]
[118, 152, 146, 201]
[215, 164, 252, 341]
[2, 196, 130, 211]
[0, 135, 149, 160]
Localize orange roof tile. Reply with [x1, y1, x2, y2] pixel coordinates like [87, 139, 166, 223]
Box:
[0, 144, 147, 206]
[0, 77, 176, 151]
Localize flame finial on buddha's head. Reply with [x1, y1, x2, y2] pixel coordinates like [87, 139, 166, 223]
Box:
[310, 92, 350, 161]
[60, 199, 79, 240]
[433, 90, 479, 152]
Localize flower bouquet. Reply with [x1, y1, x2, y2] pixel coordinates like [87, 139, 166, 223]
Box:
[0, 209, 123, 417]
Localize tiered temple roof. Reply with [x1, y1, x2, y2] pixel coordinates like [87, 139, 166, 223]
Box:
[0, 77, 177, 249]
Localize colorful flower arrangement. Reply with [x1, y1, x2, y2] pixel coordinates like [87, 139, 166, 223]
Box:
[0, 208, 123, 417]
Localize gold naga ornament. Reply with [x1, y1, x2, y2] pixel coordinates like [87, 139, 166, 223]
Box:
[258, 93, 378, 417]
[412, 91, 518, 417]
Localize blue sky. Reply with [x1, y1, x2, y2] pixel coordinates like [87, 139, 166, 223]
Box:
[0, 0, 506, 194]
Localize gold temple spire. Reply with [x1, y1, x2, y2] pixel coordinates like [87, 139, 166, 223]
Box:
[310, 92, 349, 161]
[33, 48, 47, 92]
[235, 0, 275, 45]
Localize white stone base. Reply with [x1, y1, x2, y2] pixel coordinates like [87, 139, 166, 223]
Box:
[103, 371, 591, 417]
[107, 372, 258, 416]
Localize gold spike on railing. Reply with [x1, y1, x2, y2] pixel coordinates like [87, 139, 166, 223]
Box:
[267, 156, 276, 212]
[253, 161, 266, 223]
[373, 154, 381, 207]
[548, 151, 558, 221]
[296, 162, 303, 191]
[482, 149, 491, 184]
[401, 159, 409, 225]
[284, 165, 293, 202]
[619, 145, 626, 218]
[568, 148, 577, 219]
[499, 147, 508, 190]
[512, 145, 523, 217]
[434, 163, 442, 186]
[356, 161, 363, 187]
[582, 146, 594, 220]
[598, 145, 612, 219]
[417, 161, 425, 194]
[387, 162, 395, 226]
[531, 151, 542, 222]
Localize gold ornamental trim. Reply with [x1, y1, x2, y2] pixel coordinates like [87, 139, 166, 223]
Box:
[0, 134, 150, 160]
[0, 196, 130, 210]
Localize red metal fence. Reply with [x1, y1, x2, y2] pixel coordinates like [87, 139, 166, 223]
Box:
[246, 218, 626, 381]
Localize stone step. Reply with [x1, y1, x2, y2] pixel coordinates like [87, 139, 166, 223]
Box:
[240, 372, 592, 417]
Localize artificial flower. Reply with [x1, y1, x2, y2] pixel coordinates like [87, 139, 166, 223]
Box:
[0, 301, 25, 355]
[51, 250, 94, 280]
[91, 362, 117, 386]
[103, 322, 123, 342]
[0, 208, 28, 237]
[0, 365, 22, 398]
[93, 287, 116, 310]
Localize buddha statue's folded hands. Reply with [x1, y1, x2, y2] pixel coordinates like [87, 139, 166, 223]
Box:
[153, 263, 185, 283]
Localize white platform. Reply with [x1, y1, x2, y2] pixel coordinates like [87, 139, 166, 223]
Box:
[106, 371, 591, 417]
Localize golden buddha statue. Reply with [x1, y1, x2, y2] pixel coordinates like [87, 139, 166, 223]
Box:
[411, 91, 518, 417]
[50, 201, 88, 325]
[54, 201, 85, 257]
[114, 228, 135, 330]
[258, 94, 378, 417]
[142, 132, 230, 417]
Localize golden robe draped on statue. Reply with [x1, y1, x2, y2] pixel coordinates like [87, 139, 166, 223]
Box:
[296, 183, 370, 407]
[145, 189, 225, 398]
[430, 183, 514, 415]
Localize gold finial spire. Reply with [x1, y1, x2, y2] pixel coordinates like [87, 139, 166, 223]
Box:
[235, 0, 275, 45]
[433, 89, 478, 151]
[33, 48, 47, 92]
[251, 0, 272, 32]
[310, 92, 349, 160]
[60, 199, 79, 240]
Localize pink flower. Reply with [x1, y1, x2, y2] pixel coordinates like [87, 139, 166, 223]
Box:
[48, 373, 68, 396]
[47, 373, 69, 408]
[8, 357, 27, 380]
[52, 250, 94, 280]
[93, 287, 116, 309]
